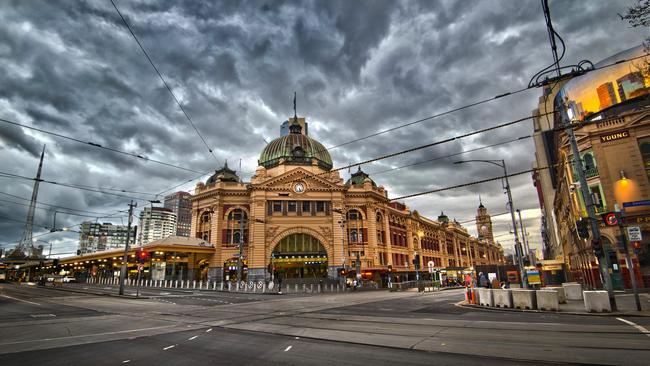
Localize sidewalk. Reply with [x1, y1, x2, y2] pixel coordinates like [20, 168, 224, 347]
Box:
[461, 292, 650, 317]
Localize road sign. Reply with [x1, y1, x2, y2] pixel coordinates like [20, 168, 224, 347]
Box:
[138, 265, 144, 271]
[627, 226, 643, 242]
[427, 261, 434, 273]
[623, 200, 650, 208]
[601, 212, 619, 226]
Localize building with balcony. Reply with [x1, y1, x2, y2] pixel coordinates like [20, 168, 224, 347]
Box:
[78, 222, 136, 255]
[137, 207, 177, 246]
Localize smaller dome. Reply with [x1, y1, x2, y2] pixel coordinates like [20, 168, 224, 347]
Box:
[206, 162, 240, 184]
[346, 166, 376, 187]
[438, 211, 449, 224]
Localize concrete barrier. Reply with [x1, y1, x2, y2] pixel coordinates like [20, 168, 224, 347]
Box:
[512, 289, 537, 310]
[493, 289, 513, 308]
[583, 291, 611, 313]
[546, 286, 567, 303]
[478, 288, 494, 307]
[536, 290, 559, 311]
[562, 282, 583, 300]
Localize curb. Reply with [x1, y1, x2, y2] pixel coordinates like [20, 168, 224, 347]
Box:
[23, 283, 149, 299]
[457, 301, 650, 317]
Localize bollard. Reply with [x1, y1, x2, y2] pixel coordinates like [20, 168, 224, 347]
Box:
[318, 284, 321, 293]
[228, 282, 232, 291]
[220, 282, 224, 291]
[295, 284, 299, 293]
[193, 281, 196, 289]
[163, 280, 167, 288]
[337, 284, 340, 292]
[310, 284, 313, 293]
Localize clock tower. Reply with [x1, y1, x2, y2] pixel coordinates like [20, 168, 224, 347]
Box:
[476, 197, 494, 244]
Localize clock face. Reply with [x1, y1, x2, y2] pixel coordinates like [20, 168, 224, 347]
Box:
[294, 182, 305, 193]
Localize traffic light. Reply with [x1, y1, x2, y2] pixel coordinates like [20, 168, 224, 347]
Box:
[576, 218, 590, 240]
[136, 250, 148, 264]
[338, 268, 346, 277]
[592, 238, 603, 257]
[76, 249, 81, 256]
[633, 241, 642, 255]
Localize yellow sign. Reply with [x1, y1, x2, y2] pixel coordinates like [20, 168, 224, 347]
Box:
[527, 270, 542, 285]
[600, 130, 629, 143]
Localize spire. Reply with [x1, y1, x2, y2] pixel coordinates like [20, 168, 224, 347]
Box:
[478, 194, 485, 208]
[12, 145, 45, 258]
[289, 92, 302, 134]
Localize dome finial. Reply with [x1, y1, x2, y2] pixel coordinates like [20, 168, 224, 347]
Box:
[289, 92, 302, 134]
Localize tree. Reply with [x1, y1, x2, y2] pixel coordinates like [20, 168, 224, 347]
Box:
[620, 0, 650, 27]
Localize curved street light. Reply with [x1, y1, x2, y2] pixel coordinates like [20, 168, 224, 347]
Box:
[454, 159, 527, 288]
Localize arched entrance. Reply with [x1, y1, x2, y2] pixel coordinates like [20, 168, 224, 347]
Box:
[272, 233, 328, 279]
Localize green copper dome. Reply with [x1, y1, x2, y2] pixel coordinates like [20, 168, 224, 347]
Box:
[259, 128, 333, 170]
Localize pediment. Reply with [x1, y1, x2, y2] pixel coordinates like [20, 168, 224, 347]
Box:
[253, 167, 343, 191]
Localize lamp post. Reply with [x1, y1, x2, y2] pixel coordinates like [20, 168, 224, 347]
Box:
[454, 159, 527, 288]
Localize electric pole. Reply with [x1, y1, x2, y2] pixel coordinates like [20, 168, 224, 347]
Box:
[119, 201, 137, 296]
[561, 102, 617, 311]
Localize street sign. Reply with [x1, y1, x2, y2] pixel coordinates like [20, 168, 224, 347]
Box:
[527, 270, 541, 285]
[427, 260, 434, 273]
[627, 226, 643, 242]
[138, 265, 144, 271]
[623, 200, 650, 208]
[601, 212, 619, 226]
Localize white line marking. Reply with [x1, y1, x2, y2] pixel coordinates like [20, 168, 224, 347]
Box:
[188, 336, 198, 340]
[284, 345, 292, 352]
[617, 317, 650, 337]
[122, 360, 130, 363]
[0, 294, 41, 306]
[206, 328, 212, 333]
[0, 325, 178, 346]
[163, 345, 176, 350]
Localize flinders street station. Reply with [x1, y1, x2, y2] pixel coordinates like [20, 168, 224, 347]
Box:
[190, 116, 505, 283]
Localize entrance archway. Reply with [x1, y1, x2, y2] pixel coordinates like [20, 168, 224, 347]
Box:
[272, 233, 328, 279]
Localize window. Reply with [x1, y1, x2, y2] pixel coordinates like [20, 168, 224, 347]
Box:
[347, 211, 360, 220]
[350, 229, 359, 243]
[224, 208, 247, 244]
[316, 201, 325, 212]
[273, 201, 282, 213]
[302, 201, 311, 213]
[639, 137, 650, 182]
[288, 201, 297, 212]
[201, 212, 211, 223]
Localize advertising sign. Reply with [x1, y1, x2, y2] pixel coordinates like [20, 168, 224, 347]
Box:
[601, 212, 619, 226]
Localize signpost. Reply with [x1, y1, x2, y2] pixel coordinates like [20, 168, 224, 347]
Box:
[627, 226, 642, 242]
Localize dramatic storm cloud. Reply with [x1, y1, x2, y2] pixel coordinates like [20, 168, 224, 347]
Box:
[0, 0, 646, 257]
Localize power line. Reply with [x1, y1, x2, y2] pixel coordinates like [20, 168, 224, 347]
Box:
[321, 52, 649, 153]
[390, 165, 555, 201]
[0, 171, 147, 200]
[0, 191, 117, 216]
[369, 135, 532, 176]
[0, 198, 125, 219]
[109, 0, 220, 164]
[330, 113, 545, 174]
[0, 117, 204, 175]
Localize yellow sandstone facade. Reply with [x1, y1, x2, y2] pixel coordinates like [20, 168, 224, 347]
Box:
[191, 117, 504, 282]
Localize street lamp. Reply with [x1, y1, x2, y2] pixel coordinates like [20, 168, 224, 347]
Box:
[454, 159, 527, 288]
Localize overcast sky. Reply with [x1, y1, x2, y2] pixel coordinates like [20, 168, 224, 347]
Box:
[0, 0, 647, 258]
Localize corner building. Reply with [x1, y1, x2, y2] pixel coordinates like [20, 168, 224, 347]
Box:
[191, 117, 504, 283]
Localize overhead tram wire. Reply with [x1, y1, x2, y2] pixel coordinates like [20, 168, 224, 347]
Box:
[327, 112, 550, 175]
[320, 52, 649, 154]
[0, 197, 118, 218]
[390, 164, 559, 202]
[368, 135, 532, 176]
[109, 0, 220, 165]
[0, 170, 151, 200]
[0, 117, 204, 175]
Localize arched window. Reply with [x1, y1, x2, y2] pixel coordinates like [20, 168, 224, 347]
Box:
[583, 153, 595, 170]
[347, 209, 364, 243]
[224, 208, 248, 245]
[201, 212, 211, 223]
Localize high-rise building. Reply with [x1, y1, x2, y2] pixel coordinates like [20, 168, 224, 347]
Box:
[79, 222, 136, 254]
[616, 71, 646, 102]
[280, 117, 308, 136]
[597, 82, 618, 110]
[137, 207, 177, 246]
[164, 191, 192, 237]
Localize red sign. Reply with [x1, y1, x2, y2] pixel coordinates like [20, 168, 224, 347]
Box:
[602, 212, 619, 226]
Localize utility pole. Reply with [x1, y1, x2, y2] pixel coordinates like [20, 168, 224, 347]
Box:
[562, 102, 617, 311]
[517, 209, 533, 265]
[119, 201, 137, 296]
[616, 207, 642, 311]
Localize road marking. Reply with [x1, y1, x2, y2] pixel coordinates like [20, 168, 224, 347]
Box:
[206, 328, 212, 333]
[30, 314, 56, 318]
[284, 345, 292, 352]
[0, 294, 41, 306]
[188, 336, 198, 340]
[0, 325, 178, 346]
[122, 360, 130, 363]
[294, 337, 299, 339]
[163, 345, 176, 350]
[617, 317, 650, 337]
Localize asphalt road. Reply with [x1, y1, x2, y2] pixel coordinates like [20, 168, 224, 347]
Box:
[1, 284, 649, 365]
